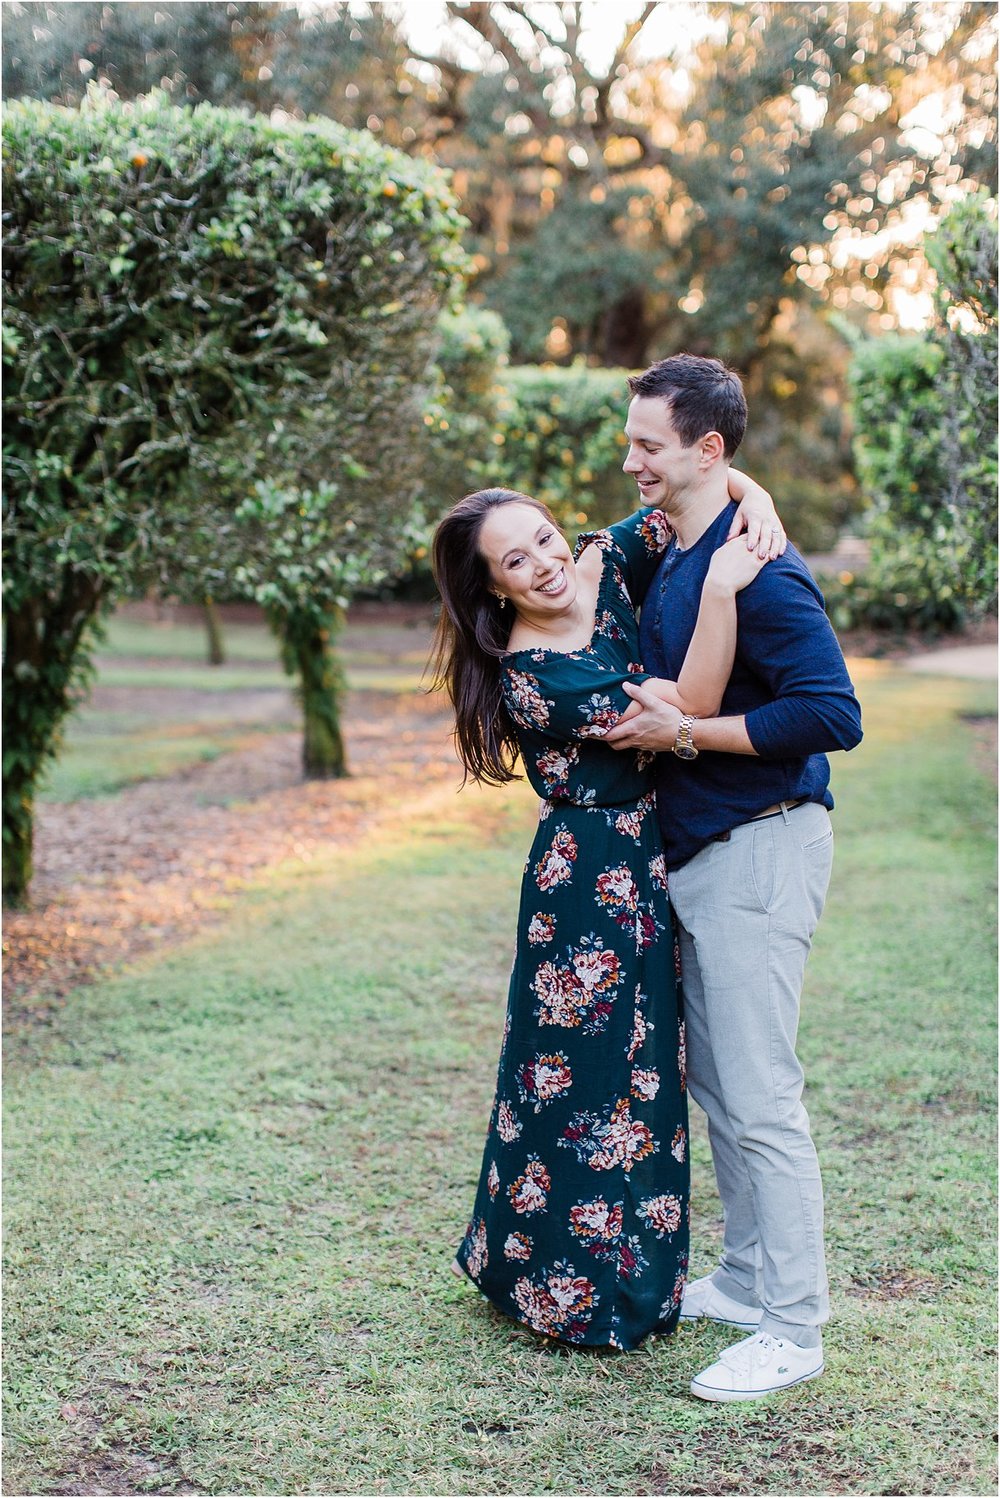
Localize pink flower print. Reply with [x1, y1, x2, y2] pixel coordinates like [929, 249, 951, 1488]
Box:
[512, 1262, 597, 1340]
[591, 1098, 656, 1172]
[648, 852, 668, 891]
[595, 867, 660, 951]
[659, 1262, 688, 1322]
[539, 800, 553, 821]
[640, 509, 671, 553]
[613, 807, 643, 841]
[631, 1067, 660, 1101]
[465, 1216, 488, 1278]
[638, 1193, 683, 1239]
[595, 865, 639, 914]
[533, 939, 621, 1033]
[594, 608, 625, 641]
[678, 1019, 687, 1093]
[572, 941, 621, 995]
[505, 669, 554, 730]
[577, 693, 622, 738]
[532, 960, 587, 1029]
[518, 1053, 573, 1112]
[568, 1198, 649, 1278]
[512, 1279, 560, 1334]
[560, 1098, 657, 1173]
[627, 986, 652, 1062]
[496, 1100, 523, 1144]
[487, 1160, 500, 1199]
[671, 1125, 687, 1162]
[503, 1231, 532, 1262]
[569, 1196, 623, 1245]
[528, 913, 556, 946]
[535, 827, 578, 891]
[536, 745, 578, 796]
[508, 1155, 551, 1216]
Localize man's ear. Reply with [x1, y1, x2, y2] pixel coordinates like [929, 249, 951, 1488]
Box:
[700, 430, 725, 467]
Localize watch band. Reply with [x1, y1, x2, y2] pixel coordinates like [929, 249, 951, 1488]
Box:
[673, 713, 699, 760]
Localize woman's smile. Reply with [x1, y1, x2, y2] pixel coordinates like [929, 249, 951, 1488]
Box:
[536, 566, 568, 597]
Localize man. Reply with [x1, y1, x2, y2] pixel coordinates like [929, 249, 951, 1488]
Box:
[605, 353, 862, 1402]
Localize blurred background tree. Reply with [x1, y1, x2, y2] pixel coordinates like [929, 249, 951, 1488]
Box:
[3, 1, 995, 560]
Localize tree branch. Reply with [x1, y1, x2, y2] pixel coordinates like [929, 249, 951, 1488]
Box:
[603, 1, 658, 83]
[445, 0, 533, 88]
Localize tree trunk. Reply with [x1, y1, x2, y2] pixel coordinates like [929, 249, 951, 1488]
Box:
[203, 596, 226, 665]
[2, 574, 104, 906]
[601, 287, 651, 369]
[270, 605, 348, 779]
[3, 774, 35, 909]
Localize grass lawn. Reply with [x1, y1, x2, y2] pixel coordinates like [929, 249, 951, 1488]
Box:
[4, 666, 996, 1496]
[38, 613, 429, 803]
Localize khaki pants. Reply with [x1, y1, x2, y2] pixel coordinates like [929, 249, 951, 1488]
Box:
[667, 800, 834, 1347]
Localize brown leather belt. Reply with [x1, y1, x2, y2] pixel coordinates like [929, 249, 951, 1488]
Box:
[711, 799, 808, 843]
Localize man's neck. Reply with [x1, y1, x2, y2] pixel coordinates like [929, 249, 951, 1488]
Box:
[667, 480, 732, 551]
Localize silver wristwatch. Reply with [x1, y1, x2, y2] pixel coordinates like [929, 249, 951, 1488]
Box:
[673, 714, 699, 760]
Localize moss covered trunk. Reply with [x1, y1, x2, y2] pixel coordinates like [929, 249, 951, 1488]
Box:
[2, 574, 103, 905]
[270, 605, 348, 779]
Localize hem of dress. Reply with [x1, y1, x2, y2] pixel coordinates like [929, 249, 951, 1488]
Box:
[454, 1254, 681, 1353]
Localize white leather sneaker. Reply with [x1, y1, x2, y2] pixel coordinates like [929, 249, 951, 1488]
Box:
[679, 1273, 764, 1331]
[690, 1331, 824, 1402]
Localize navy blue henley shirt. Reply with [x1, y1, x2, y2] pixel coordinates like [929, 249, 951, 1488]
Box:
[638, 501, 863, 870]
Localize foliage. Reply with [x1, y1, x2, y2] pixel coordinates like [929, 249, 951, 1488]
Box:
[2, 89, 466, 901]
[836, 194, 998, 631]
[2, 1, 425, 144]
[493, 365, 636, 535]
[6, 3, 995, 366]
[484, 190, 660, 368]
[6, 2, 995, 528]
[419, 305, 510, 512]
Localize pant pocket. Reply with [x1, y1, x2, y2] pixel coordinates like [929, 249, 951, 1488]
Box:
[749, 822, 776, 914]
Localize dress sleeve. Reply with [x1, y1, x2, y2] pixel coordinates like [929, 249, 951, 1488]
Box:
[574, 507, 671, 608]
[503, 654, 652, 743]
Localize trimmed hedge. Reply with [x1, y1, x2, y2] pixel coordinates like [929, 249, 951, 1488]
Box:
[835, 194, 998, 632]
[496, 365, 636, 534]
[2, 90, 466, 900]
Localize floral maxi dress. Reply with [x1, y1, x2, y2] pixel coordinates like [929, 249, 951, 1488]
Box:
[455, 509, 689, 1351]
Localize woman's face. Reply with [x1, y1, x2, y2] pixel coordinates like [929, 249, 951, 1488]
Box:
[477, 502, 576, 620]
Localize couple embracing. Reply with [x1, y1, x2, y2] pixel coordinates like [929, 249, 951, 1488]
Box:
[431, 353, 862, 1402]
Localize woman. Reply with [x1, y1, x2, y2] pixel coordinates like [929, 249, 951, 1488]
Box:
[431, 480, 778, 1351]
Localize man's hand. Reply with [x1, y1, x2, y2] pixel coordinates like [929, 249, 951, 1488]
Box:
[604, 681, 683, 752]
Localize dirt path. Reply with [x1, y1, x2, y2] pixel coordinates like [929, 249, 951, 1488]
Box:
[3, 688, 459, 1016]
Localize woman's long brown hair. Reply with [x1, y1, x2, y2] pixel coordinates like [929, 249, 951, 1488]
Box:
[429, 488, 558, 786]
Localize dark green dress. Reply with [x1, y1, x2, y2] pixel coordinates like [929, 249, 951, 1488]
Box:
[455, 509, 689, 1351]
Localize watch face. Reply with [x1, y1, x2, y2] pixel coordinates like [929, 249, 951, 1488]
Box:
[674, 744, 699, 761]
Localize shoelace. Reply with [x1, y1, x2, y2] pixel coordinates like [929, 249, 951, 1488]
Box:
[719, 1333, 781, 1373]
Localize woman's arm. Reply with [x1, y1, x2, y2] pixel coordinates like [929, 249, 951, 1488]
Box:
[727, 469, 786, 559]
[616, 538, 768, 721]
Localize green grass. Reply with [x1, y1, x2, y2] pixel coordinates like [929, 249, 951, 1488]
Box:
[4, 669, 996, 1495]
[38, 613, 430, 802]
[38, 724, 286, 802]
[101, 616, 282, 664]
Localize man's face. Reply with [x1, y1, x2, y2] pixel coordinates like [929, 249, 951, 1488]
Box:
[622, 395, 704, 508]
